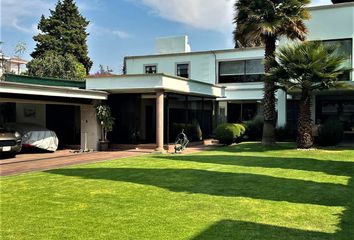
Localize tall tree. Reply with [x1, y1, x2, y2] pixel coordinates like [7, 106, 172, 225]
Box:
[31, 0, 92, 74]
[234, 0, 310, 146]
[267, 42, 346, 148]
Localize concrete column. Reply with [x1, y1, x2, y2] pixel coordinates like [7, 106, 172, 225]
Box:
[80, 104, 100, 151]
[277, 90, 287, 128]
[155, 90, 164, 152]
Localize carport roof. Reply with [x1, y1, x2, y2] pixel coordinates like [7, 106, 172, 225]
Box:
[0, 81, 108, 100]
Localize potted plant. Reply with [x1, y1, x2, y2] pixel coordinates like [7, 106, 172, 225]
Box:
[96, 105, 115, 151]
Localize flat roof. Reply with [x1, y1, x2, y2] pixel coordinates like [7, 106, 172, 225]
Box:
[124, 47, 264, 60]
[0, 81, 108, 100]
[308, 2, 354, 11]
[4, 74, 86, 89]
[86, 73, 225, 98]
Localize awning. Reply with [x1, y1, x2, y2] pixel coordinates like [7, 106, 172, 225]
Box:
[86, 73, 225, 98]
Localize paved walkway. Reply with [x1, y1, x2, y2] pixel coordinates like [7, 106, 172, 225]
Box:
[0, 145, 215, 177]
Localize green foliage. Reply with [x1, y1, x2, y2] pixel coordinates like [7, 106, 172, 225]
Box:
[14, 42, 26, 58]
[275, 126, 297, 142]
[27, 52, 86, 80]
[214, 123, 245, 145]
[96, 105, 115, 141]
[244, 116, 264, 141]
[318, 118, 344, 146]
[268, 42, 347, 91]
[31, 0, 92, 73]
[171, 122, 202, 142]
[234, 0, 310, 47]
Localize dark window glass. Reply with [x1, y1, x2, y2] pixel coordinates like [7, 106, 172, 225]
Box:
[177, 64, 189, 78]
[219, 59, 264, 83]
[322, 39, 352, 81]
[145, 65, 157, 74]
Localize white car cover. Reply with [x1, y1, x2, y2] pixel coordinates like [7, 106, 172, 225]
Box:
[6, 123, 59, 152]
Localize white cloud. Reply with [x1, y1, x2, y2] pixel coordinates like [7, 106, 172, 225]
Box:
[88, 23, 131, 39]
[133, 0, 334, 32]
[1, 0, 53, 34]
[1, 0, 100, 35]
[133, 0, 235, 32]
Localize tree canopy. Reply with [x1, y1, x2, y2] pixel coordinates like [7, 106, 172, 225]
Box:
[27, 52, 86, 80]
[267, 41, 346, 148]
[31, 0, 92, 74]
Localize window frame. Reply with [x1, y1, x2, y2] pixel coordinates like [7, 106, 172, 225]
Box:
[218, 58, 265, 84]
[144, 64, 158, 74]
[175, 62, 191, 79]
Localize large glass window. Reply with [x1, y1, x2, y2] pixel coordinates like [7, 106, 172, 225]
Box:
[322, 39, 352, 81]
[219, 59, 264, 83]
[176, 63, 189, 78]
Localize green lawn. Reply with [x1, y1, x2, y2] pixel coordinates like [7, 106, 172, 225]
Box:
[1, 143, 353, 240]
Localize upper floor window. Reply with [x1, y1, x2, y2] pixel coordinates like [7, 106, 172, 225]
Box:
[145, 65, 157, 74]
[322, 39, 352, 81]
[218, 59, 264, 83]
[176, 63, 189, 78]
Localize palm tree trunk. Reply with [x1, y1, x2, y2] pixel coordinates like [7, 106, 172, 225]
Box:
[262, 36, 276, 146]
[297, 89, 313, 148]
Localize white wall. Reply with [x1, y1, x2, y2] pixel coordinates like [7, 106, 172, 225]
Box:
[16, 103, 46, 127]
[307, 4, 354, 81]
[125, 48, 264, 86]
[155, 36, 191, 54]
[80, 104, 100, 151]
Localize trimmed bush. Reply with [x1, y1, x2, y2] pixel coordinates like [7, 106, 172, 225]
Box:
[214, 123, 245, 145]
[276, 125, 297, 142]
[244, 116, 263, 140]
[318, 117, 344, 146]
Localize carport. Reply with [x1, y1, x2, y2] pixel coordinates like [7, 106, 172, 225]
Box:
[0, 74, 108, 151]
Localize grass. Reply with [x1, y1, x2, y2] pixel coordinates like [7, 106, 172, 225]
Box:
[0, 142, 353, 240]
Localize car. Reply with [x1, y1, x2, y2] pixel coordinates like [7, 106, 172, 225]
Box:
[0, 127, 22, 158]
[5, 123, 58, 152]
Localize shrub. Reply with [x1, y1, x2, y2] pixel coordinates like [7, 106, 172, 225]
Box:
[276, 125, 297, 142]
[214, 123, 245, 145]
[244, 116, 263, 140]
[318, 117, 344, 146]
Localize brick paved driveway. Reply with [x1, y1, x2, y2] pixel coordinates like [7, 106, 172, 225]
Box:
[0, 145, 214, 176]
[0, 149, 153, 176]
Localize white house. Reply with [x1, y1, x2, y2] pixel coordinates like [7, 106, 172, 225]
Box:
[86, 2, 354, 150]
[0, 54, 28, 76]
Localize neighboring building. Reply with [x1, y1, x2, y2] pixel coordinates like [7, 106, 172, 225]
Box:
[87, 2, 354, 150]
[0, 53, 28, 76]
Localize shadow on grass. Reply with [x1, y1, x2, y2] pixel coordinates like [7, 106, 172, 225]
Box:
[192, 220, 332, 240]
[47, 167, 349, 206]
[193, 178, 353, 240]
[156, 155, 354, 177]
[211, 142, 354, 153]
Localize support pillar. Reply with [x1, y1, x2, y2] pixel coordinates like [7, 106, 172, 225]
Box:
[277, 90, 287, 128]
[155, 90, 164, 152]
[80, 103, 100, 151]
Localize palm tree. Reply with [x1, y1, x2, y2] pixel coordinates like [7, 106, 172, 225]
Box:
[234, 0, 310, 146]
[267, 42, 346, 148]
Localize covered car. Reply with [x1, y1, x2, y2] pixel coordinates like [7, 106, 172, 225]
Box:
[5, 123, 59, 152]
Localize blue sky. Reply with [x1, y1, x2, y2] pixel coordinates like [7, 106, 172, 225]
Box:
[1, 0, 332, 73]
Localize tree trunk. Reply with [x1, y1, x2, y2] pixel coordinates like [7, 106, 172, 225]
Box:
[262, 36, 276, 146]
[297, 89, 313, 148]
